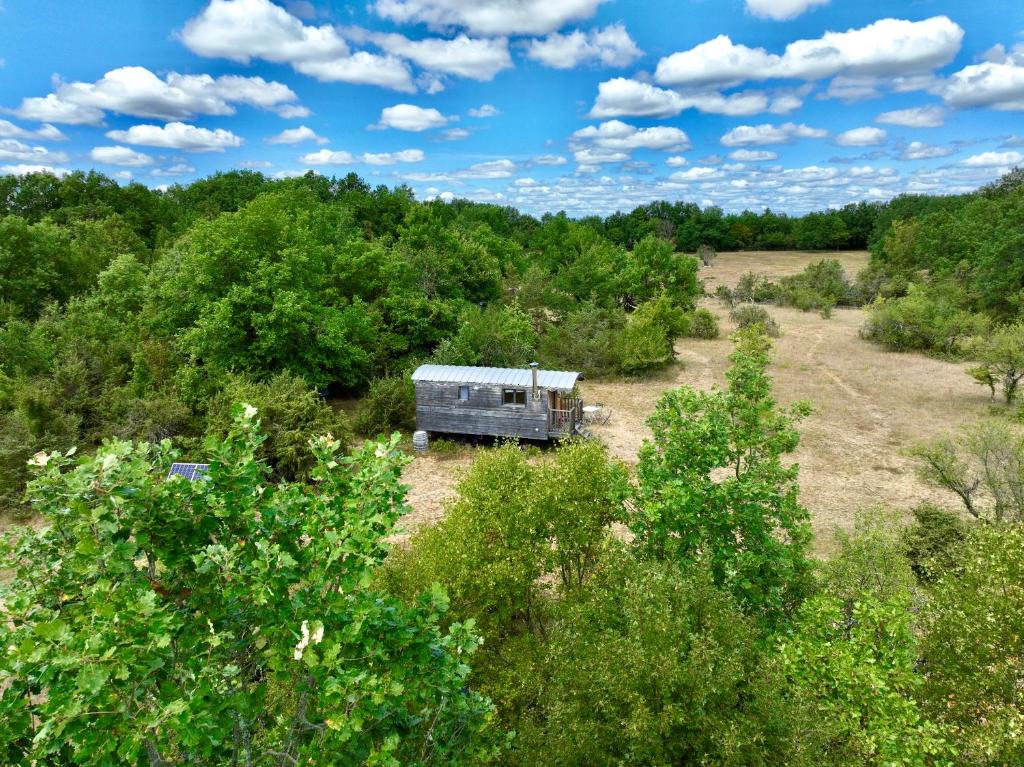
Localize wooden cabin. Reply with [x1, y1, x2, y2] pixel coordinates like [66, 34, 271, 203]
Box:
[411, 363, 584, 441]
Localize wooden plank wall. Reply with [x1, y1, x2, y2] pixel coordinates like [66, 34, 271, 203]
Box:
[414, 380, 551, 439]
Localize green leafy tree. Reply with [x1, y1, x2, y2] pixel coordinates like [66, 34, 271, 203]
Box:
[633, 327, 813, 622]
[0, 408, 497, 765]
[964, 320, 1024, 403]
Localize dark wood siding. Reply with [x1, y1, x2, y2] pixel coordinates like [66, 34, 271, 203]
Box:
[414, 381, 551, 439]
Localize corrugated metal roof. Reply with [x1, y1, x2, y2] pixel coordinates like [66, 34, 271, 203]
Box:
[412, 364, 580, 390]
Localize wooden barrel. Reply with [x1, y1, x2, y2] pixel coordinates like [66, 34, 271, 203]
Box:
[412, 430, 429, 452]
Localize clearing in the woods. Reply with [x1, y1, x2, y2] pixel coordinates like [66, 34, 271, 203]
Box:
[401, 250, 991, 554]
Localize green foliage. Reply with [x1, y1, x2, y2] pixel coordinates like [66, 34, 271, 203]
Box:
[963, 320, 1024, 403]
[913, 419, 1024, 522]
[354, 375, 417, 437]
[390, 440, 627, 637]
[433, 303, 538, 368]
[900, 503, 968, 584]
[861, 284, 990, 355]
[613, 311, 675, 374]
[512, 550, 768, 767]
[920, 523, 1024, 766]
[686, 307, 720, 339]
[0, 409, 498, 765]
[537, 304, 626, 377]
[730, 304, 781, 337]
[633, 327, 812, 623]
[204, 372, 350, 481]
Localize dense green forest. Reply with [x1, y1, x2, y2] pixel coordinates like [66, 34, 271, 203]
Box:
[2, 167, 1024, 765]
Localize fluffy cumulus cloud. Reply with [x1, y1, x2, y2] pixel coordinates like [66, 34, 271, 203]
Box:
[588, 77, 797, 118]
[89, 145, 154, 167]
[374, 103, 451, 131]
[899, 141, 953, 161]
[729, 149, 779, 161]
[572, 120, 691, 152]
[835, 127, 887, 146]
[468, 104, 500, 118]
[745, 0, 829, 21]
[0, 139, 68, 164]
[266, 126, 328, 144]
[0, 120, 66, 141]
[942, 43, 1024, 111]
[106, 122, 244, 152]
[13, 66, 304, 125]
[301, 148, 425, 165]
[526, 24, 641, 69]
[960, 150, 1023, 167]
[0, 164, 69, 177]
[720, 122, 827, 146]
[653, 17, 963, 89]
[182, 0, 414, 91]
[876, 106, 945, 127]
[371, 0, 607, 36]
[533, 154, 567, 165]
[348, 30, 512, 81]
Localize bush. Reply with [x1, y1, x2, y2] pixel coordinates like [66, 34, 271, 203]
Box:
[613, 313, 674, 374]
[861, 283, 990, 356]
[730, 304, 781, 337]
[538, 304, 625, 378]
[696, 243, 716, 266]
[686, 307, 720, 339]
[900, 503, 968, 584]
[205, 372, 350, 481]
[354, 375, 416, 437]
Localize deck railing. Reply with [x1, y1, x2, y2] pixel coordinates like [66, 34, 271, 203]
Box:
[548, 400, 582, 435]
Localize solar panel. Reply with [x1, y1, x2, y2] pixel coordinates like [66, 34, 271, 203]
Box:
[167, 462, 210, 481]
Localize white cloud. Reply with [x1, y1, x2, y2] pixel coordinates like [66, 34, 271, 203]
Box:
[374, 103, 451, 131]
[899, 141, 953, 160]
[14, 67, 304, 124]
[458, 158, 516, 178]
[745, 0, 829, 21]
[360, 149, 425, 164]
[266, 126, 328, 144]
[533, 154, 567, 165]
[0, 164, 68, 177]
[572, 120, 691, 152]
[654, 17, 963, 89]
[371, 0, 606, 35]
[0, 139, 68, 164]
[301, 148, 425, 165]
[90, 145, 154, 167]
[876, 106, 945, 127]
[526, 23, 641, 69]
[182, 0, 414, 91]
[960, 150, 1023, 167]
[0, 120, 66, 141]
[271, 168, 319, 179]
[513, 177, 537, 186]
[150, 163, 196, 176]
[0, 141, 51, 168]
[301, 149, 354, 165]
[440, 128, 470, 140]
[666, 156, 687, 167]
[729, 149, 779, 161]
[12, 94, 105, 125]
[238, 160, 274, 168]
[943, 50, 1024, 111]
[720, 122, 827, 146]
[835, 127, 887, 146]
[357, 31, 512, 80]
[468, 104, 500, 118]
[669, 166, 722, 181]
[106, 122, 244, 152]
[588, 77, 779, 118]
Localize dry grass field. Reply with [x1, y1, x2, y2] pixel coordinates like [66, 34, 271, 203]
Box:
[401, 250, 995, 555]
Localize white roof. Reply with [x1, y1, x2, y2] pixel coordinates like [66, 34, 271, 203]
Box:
[411, 364, 580, 391]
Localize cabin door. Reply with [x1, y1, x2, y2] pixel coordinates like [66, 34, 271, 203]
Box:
[548, 390, 576, 434]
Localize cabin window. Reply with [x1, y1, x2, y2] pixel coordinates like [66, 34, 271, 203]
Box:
[458, 385, 470, 401]
[502, 388, 527, 405]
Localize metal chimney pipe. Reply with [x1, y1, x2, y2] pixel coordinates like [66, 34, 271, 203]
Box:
[530, 362, 539, 400]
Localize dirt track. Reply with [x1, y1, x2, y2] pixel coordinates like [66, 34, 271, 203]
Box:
[401, 251, 993, 554]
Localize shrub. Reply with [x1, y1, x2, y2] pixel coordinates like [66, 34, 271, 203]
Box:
[354, 374, 416, 437]
[861, 283, 990, 356]
[686, 307, 720, 339]
[696, 243, 716, 266]
[900, 503, 968, 583]
[538, 304, 625, 378]
[613, 313, 674, 374]
[963, 320, 1024, 403]
[730, 304, 781, 337]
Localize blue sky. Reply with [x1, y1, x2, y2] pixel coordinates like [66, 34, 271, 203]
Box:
[1, 0, 1022, 215]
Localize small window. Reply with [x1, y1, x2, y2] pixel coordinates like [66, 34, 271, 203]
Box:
[458, 385, 470, 401]
[503, 388, 526, 405]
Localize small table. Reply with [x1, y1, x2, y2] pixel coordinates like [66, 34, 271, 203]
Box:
[582, 405, 603, 424]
